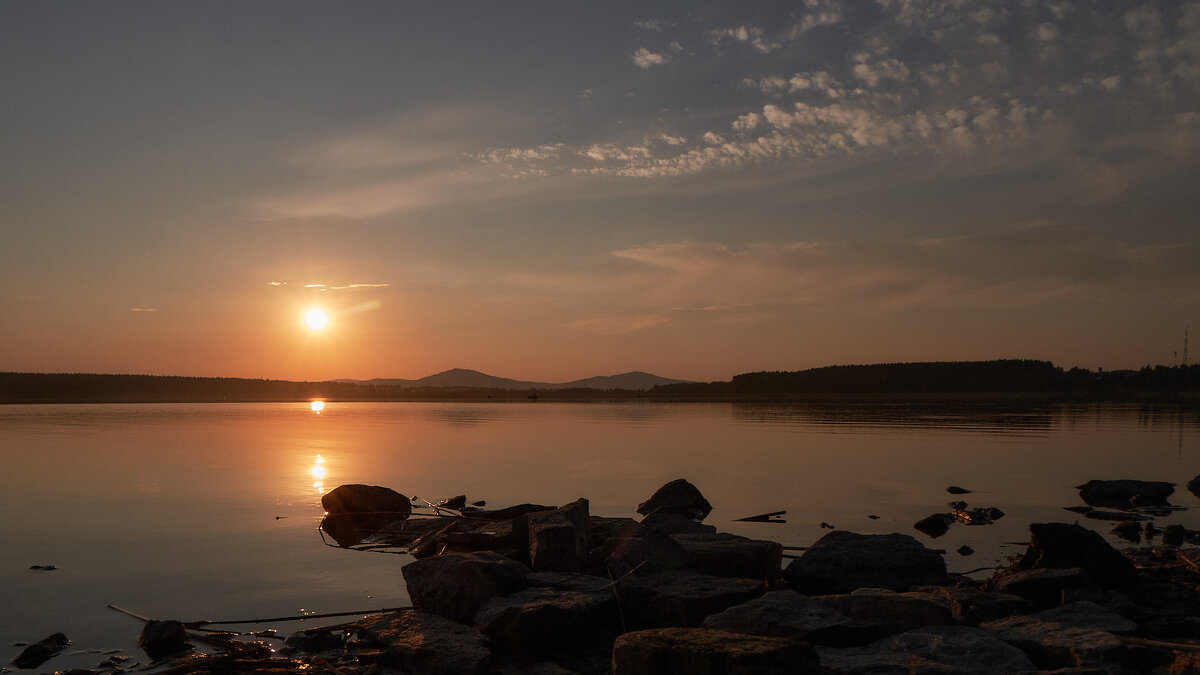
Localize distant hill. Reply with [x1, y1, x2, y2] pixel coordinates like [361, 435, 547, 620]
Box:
[345, 368, 691, 391]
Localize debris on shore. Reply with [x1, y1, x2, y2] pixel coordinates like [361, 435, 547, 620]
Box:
[31, 475, 1200, 674]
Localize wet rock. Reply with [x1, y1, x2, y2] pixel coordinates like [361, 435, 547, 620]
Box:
[819, 625, 1037, 675]
[1077, 479, 1175, 509]
[619, 569, 766, 628]
[526, 498, 591, 572]
[611, 627, 820, 674]
[914, 513, 952, 538]
[640, 511, 717, 535]
[671, 532, 783, 580]
[1163, 524, 1190, 546]
[1188, 475, 1200, 499]
[957, 545, 975, 556]
[474, 585, 619, 654]
[636, 479, 712, 521]
[915, 586, 1034, 626]
[785, 531, 949, 594]
[982, 609, 1127, 669]
[356, 609, 491, 675]
[602, 528, 688, 578]
[946, 486, 972, 494]
[401, 551, 530, 624]
[989, 567, 1086, 607]
[320, 484, 413, 547]
[814, 588, 955, 638]
[11, 632, 69, 669]
[1111, 521, 1143, 543]
[1010, 522, 1137, 588]
[1031, 601, 1138, 634]
[701, 589, 872, 646]
[138, 620, 193, 661]
[281, 625, 346, 655]
[589, 515, 642, 542]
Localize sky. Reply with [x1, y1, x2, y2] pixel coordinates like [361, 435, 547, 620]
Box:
[2, 1, 1198, 383]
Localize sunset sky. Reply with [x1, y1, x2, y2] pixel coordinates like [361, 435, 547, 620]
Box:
[3, 1, 1198, 383]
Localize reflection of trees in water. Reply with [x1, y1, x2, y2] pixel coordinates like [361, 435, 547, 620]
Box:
[731, 402, 1200, 435]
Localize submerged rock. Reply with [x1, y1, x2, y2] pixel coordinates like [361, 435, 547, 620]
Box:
[913, 513, 952, 538]
[611, 627, 820, 674]
[1077, 479, 1175, 509]
[321, 484, 413, 547]
[11, 632, 69, 669]
[785, 531, 948, 594]
[636, 479, 713, 521]
[138, 620, 193, 661]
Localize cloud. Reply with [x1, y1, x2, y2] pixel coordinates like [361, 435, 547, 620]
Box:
[632, 48, 669, 68]
[130, 307, 157, 312]
[271, 282, 390, 291]
[633, 19, 673, 33]
[709, 25, 781, 54]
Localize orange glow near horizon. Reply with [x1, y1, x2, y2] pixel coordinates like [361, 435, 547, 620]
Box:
[304, 308, 330, 331]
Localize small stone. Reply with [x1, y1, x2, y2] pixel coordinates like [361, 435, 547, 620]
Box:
[957, 545, 975, 556]
[946, 486, 972, 494]
[11, 633, 70, 669]
[138, 620, 193, 661]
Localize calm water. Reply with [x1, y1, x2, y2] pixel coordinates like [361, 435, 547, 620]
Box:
[3, 401, 1199, 669]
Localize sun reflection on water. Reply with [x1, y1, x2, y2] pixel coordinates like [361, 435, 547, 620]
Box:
[310, 400, 326, 414]
[312, 454, 327, 494]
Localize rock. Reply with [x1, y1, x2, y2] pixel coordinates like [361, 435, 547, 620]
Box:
[589, 516, 643, 542]
[401, 551, 530, 624]
[281, 626, 346, 654]
[11, 632, 70, 669]
[1010, 522, 1137, 587]
[814, 588, 955, 638]
[946, 486, 972, 494]
[819, 625, 1038, 675]
[1077, 479, 1175, 509]
[138, 620, 194, 661]
[356, 609, 491, 675]
[1029, 601, 1138, 634]
[671, 532, 783, 579]
[619, 569, 766, 628]
[915, 586, 1034, 625]
[957, 545, 975, 556]
[641, 511, 718, 535]
[526, 498, 591, 572]
[1163, 524, 1189, 546]
[988, 567, 1086, 607]
[474, 585, 619, 654]
[1111, 521, 1142, 543]
[913, 513, 952, 538]
[1188, 475, 1200, 499]
[603, 528, 689, 578]
[636, 479, 713, 521]
[320, 484, 413, 547]
[611, 627, 820, 674]
[982, 611, 1127, 669]
[701, 589, 872, 646]
[785, 531, 949, 594]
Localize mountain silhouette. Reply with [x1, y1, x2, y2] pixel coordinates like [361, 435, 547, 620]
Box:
[345, 368, 690, 391]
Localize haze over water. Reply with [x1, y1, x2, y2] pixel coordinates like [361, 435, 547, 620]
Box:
[3, 400, 1199, 670]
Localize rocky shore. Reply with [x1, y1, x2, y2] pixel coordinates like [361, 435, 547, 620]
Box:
[16, 478, 1200, 674]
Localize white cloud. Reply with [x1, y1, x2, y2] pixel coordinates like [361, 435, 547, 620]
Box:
[632, 48, 669, 68]
[709, 26, 781, 54]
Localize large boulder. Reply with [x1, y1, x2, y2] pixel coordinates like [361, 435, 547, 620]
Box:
[818, 625, 1038, 675]
[401, 551, 530, 624]
[987, 567, 1086, 607]
[1077, 479, 1175, 509]
[785, 531, 948, 594]
[320, 484, 413, 547]
[611, 627, 820, 674]
[914, 586, 1034, 625]
[356, 609, 491, 675]
[814, 588, 955, 638]
[1009, 522, 1137, 587]
[636, 479, 713, 521]
[982, 611, 1127, 669]
[619, 569, 767, 628]
[702, 590, 872, 646]
[474, 585, 620, 654]
[672, 532, 783, 580]
[602, 528, 689, 578]
[526, 498, 591, 572]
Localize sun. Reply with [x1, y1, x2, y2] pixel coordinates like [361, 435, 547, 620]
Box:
[304, 308, 330, 331]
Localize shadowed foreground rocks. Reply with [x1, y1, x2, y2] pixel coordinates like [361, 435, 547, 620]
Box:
[59, 478, 1200, 674]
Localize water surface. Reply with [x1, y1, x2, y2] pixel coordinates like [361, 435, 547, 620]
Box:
[2, 401, 1198, 669]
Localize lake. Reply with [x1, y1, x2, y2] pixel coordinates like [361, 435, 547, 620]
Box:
[3, 400, 1199, 670]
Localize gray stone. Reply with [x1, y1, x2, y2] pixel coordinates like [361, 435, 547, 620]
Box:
[474, 585, 619, 653]
[983, 613, 1126, 669]
[356, 609, 490, 675]
[611, 627, 820, 674]
[527, 498, 591, 572]
[1032, 601, 1138, 634]
[815, 588, 955, 638]
[702, 589, 873, 646]
[1077, 479, 1175, 508]
[785, 531, 949, 594]
[619, 569, 767, 628]
[820, 625, 1037, 675]
[603, 528, 689, 578]
[1010, 523, 1137, 588]
[672, 532, 783, 580]
[320, 483, 412, 547]
[989, 567, 1086, 607]
[636, 479, 713, 521]
[401, 551, 530, 624]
